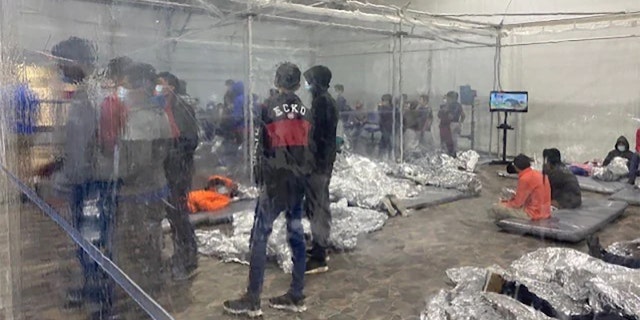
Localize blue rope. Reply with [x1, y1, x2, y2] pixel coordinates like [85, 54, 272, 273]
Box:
[0, 165, 175, 320]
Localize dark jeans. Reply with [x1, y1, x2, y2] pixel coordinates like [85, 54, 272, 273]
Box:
[628, 153, 640, 184]
[502, 282, 636, 320]
[70, 181, 120, 312]
[379, 129, 392, 158]
[247, 176, 306, 300]
[164, 138, 198, 270]
[602, 250, 640, 269]
[440, 125, 454, 157]
[305, 172, 332, 261]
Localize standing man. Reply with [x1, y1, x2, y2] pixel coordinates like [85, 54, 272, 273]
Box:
[224, 62, 311, 317]
[378, 94, 394, 160]
[157, 72, 200, 280]
[52, 37, 117, 319]
[334, 84, 350, 126]
[438, 91, 465, 156]
[303, 65, 339, 274]
[417, 94, 434, 151]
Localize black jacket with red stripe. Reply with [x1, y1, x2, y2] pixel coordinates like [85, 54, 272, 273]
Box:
[253, 92, 313, 187]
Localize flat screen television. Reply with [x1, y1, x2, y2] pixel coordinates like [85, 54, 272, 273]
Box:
[489, 91, 528, 113]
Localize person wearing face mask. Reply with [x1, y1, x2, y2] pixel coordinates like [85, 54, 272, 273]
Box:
[302, 65, 339, 275]
[115, 63, 173, 317]
[187, 175, 239, 213]
[98, 57, 132, 155]
[51, 37, 123, 320]
[156, 71, 200, 280]
[603, 136, 634, 167]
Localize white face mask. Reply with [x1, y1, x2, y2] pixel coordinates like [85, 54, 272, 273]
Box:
[117, 86, 128, 100]
[155, 85, 164, 95]
[304, 81, 312, 91]
[617, 145, 627, 152]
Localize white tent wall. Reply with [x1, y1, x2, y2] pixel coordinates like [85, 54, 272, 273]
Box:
[500, 20, 640, 162]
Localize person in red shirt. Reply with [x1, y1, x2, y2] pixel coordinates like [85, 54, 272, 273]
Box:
[99, 56, 132, 154]
[491, 154, 552, 221]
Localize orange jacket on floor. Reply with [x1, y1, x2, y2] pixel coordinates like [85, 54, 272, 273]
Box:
[187, 175, 237, 213]
[502, 167, 551, 220]
[187, 190, 231, 213]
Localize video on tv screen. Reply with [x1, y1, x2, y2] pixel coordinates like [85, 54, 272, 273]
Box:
[489, 91, 528, 113]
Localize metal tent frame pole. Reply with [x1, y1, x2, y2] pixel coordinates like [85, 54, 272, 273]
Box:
[398, 27, 406, 163]
[246, 13, 255, 183]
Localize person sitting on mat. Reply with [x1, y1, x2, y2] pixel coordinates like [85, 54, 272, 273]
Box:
[586, 236, 640, 269]
[603, 136, 634, 167]
[187, 175, 238, 213]
[490, 154, 551, 222]
[483, 272, 637, 320]
[543, 148, 582, 209]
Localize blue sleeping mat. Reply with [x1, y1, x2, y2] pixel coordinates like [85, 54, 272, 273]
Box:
[609, 187, 640, 206]
[399, 187, 476, 210]
[497, 171, 626, 195]
[496, 198, 628, 243]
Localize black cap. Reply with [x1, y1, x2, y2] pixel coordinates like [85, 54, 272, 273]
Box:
[304, 65, 332, 91]
[275, 62, 301, 90]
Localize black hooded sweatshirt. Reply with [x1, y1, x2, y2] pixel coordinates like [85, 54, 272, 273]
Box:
[545, 164, 582, 209]
[304, 66, 339, 174]
[253, 91, 314, 192]
[603, 136, 634, 167]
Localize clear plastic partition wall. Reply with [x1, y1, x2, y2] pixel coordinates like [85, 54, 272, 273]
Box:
[0, 0, 504, 319]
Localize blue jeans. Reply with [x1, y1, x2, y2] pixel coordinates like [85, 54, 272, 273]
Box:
[247, 179, 306, 300]
[70, 181, 120, 311]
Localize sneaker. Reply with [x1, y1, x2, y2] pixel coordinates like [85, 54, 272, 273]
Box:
[483, 272, 506, 293]
[268, 293, 306, 313]
[305, 258, 329, 275]
[223, 295, 262, 318]
[586, 236, 604, 259]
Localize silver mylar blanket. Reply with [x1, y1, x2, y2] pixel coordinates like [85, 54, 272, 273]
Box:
[421, 247, 640, 320]
[196, 199, 387, 273]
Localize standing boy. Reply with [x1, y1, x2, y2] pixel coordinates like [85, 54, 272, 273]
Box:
[224, 62, 311, 317]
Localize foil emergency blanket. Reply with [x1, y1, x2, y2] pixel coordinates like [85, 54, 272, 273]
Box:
[196, 199, 387, 273]
[607, 238, 640, 257]
[330, 153, 423, 209]
[390, 151, 482, 195]
[593, 157, 629, 182]
[421, 247, 640, 319]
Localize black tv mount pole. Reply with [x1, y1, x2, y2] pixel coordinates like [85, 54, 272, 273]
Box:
[490, 111, 514, 165]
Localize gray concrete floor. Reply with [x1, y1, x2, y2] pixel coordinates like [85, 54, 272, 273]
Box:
[10, 164, 640, 320]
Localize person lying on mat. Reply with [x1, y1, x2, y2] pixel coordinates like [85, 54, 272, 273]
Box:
[586, 236, 640, 269]
[483, 272, 637, 320]
[543, 148, 581, 209]
[490, 154, 551, 222]
[187, 175, 238, 213]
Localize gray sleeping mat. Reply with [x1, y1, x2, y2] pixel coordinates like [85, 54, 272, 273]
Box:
[609, 187, 640, 206]
[497, 171, 626, 194]
[399, 187, 476, 211]
[496, 198, 628, 243]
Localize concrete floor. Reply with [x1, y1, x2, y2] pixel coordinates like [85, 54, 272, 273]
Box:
[10, 165, 640, 320]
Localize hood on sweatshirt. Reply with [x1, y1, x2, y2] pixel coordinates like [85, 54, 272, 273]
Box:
[615, 136, 630, 151]
[303, 65, 332, 95]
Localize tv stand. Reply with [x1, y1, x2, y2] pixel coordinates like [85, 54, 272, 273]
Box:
[490, 112, 514, 165]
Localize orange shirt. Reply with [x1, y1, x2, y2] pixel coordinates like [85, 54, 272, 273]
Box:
[503, 167, 551, 220]
[187, 190, 231, 213]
